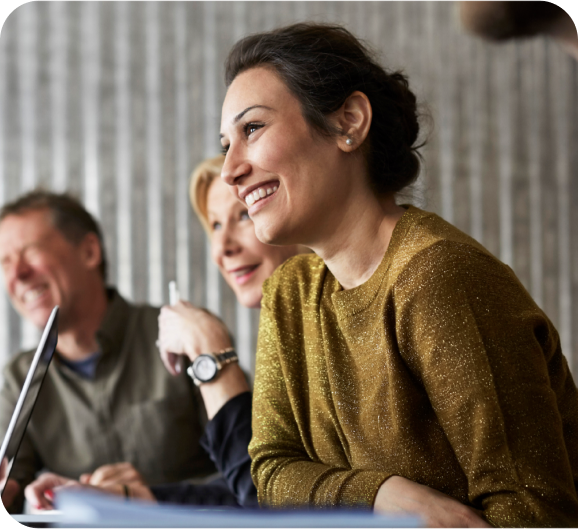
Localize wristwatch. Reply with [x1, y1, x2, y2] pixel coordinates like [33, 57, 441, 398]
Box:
[186, 348, 238, 386]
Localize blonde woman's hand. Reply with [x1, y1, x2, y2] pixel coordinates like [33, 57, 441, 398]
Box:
[374, 476, 491, 528]
[79, 462, 146, 488]
[158, 300, 232, 375]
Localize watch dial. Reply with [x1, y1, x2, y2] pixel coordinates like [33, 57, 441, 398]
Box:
[195, 356, 217, 381]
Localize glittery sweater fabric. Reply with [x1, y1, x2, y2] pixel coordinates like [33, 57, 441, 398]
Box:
[250, 206, 578, 527]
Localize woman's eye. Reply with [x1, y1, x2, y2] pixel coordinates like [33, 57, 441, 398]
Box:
[240, 211, 250, 221]
[243, 122, 263, 137]
[221, 145, 229, 155]
[211, 221, 222, 231]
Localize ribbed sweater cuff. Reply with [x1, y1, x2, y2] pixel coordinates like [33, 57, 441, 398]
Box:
[338, 471, 392, 508]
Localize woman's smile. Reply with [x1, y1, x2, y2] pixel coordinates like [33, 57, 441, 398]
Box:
[228, 263, 260, 285]
[240, 180, 280, 214]
[207, 177, 300, 308]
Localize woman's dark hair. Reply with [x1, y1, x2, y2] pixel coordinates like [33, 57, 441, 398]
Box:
[225, 22, 423, 195]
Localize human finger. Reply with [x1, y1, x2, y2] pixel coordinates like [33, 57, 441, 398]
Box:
[157, 309, 186, 374]
[25, 473, 74, 510]
[89, 462, 145, 486]
[158, 343, 179, 376]
[157, 335, 179, 376]
[424, 495, 490, 528]
[88, 463, 126, 485]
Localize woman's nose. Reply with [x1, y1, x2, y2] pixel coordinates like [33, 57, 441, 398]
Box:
[213, 227, 242, 261]
[221, 146, 251, 186]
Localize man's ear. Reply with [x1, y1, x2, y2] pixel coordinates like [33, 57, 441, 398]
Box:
[79, 232, 103, 272]
[333, 91, 373, 152]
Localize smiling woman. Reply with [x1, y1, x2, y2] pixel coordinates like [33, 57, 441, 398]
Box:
[220, 23, 578, 527]
[153, 155, 301, 505]
[23, 156, 303, 510]
[189, 155, 300, 309]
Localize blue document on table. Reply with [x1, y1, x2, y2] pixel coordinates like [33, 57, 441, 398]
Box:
[54, 489, 423, 528]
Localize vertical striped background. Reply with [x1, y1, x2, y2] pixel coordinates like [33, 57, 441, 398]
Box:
[0, 2, 577, 379]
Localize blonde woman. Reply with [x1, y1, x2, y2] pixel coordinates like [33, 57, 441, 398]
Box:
[156, 155, 299, 506]
[24, 155, 300, 509]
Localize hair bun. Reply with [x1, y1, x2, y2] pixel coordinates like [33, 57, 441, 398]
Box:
[226, 23, 426, 196]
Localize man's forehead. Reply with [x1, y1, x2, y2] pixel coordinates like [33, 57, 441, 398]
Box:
[0, 209, 56, 245]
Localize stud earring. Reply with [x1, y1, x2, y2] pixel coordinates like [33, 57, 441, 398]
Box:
[346, 138, 353, 146]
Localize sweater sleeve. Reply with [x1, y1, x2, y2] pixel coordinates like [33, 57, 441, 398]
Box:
[395, 241, 578, 527]
[249, 289, 391, 509]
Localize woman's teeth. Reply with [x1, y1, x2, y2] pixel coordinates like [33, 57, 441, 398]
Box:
[245, 185, 278, 206]
[233, 265, 258, 277]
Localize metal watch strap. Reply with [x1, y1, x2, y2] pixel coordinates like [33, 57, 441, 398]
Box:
[186, 348, 238, 386]
[214, 348, 238, 367]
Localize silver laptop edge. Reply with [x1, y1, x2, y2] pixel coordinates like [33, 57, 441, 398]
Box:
[0, 306, 59, 477]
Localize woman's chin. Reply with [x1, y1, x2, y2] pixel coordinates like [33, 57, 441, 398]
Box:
[254, 226, 278, 245]
[237, 290, 262, 309]
[229, 276, 260, 308]
[254, 221, 295, 247]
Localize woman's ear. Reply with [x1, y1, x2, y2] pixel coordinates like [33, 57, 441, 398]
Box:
[334, 91, 372, 152]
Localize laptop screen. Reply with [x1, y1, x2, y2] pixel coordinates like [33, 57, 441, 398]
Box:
[0, 306, 58, 499]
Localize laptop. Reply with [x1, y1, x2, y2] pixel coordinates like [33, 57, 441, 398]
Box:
[0, 305, 59, 501]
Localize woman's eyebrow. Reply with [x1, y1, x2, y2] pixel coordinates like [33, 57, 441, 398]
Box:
[220, 105, 273, 140]
[233, 105, 272, 123]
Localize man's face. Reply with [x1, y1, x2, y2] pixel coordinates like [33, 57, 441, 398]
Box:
[0, 209, 95, 329]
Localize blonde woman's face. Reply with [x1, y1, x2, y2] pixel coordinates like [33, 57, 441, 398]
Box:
[207, 177, 298, 308]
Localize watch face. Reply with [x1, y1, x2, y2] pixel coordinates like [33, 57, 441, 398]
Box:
[194, 355, 218, 382]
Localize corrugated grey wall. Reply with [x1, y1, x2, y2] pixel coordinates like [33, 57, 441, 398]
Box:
[0, 2, 577, 379]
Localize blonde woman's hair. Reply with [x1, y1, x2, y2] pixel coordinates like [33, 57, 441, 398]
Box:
[189, 154, 226, 233]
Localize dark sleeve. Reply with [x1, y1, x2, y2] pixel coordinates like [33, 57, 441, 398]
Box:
[200, 391, 257, 507]
[150, 392, 257, 508]
[150, 476, 240, 507]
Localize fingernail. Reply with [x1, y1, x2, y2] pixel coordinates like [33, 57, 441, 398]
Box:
[175, 363, 181, 373]
[46, 490, 54, 499]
